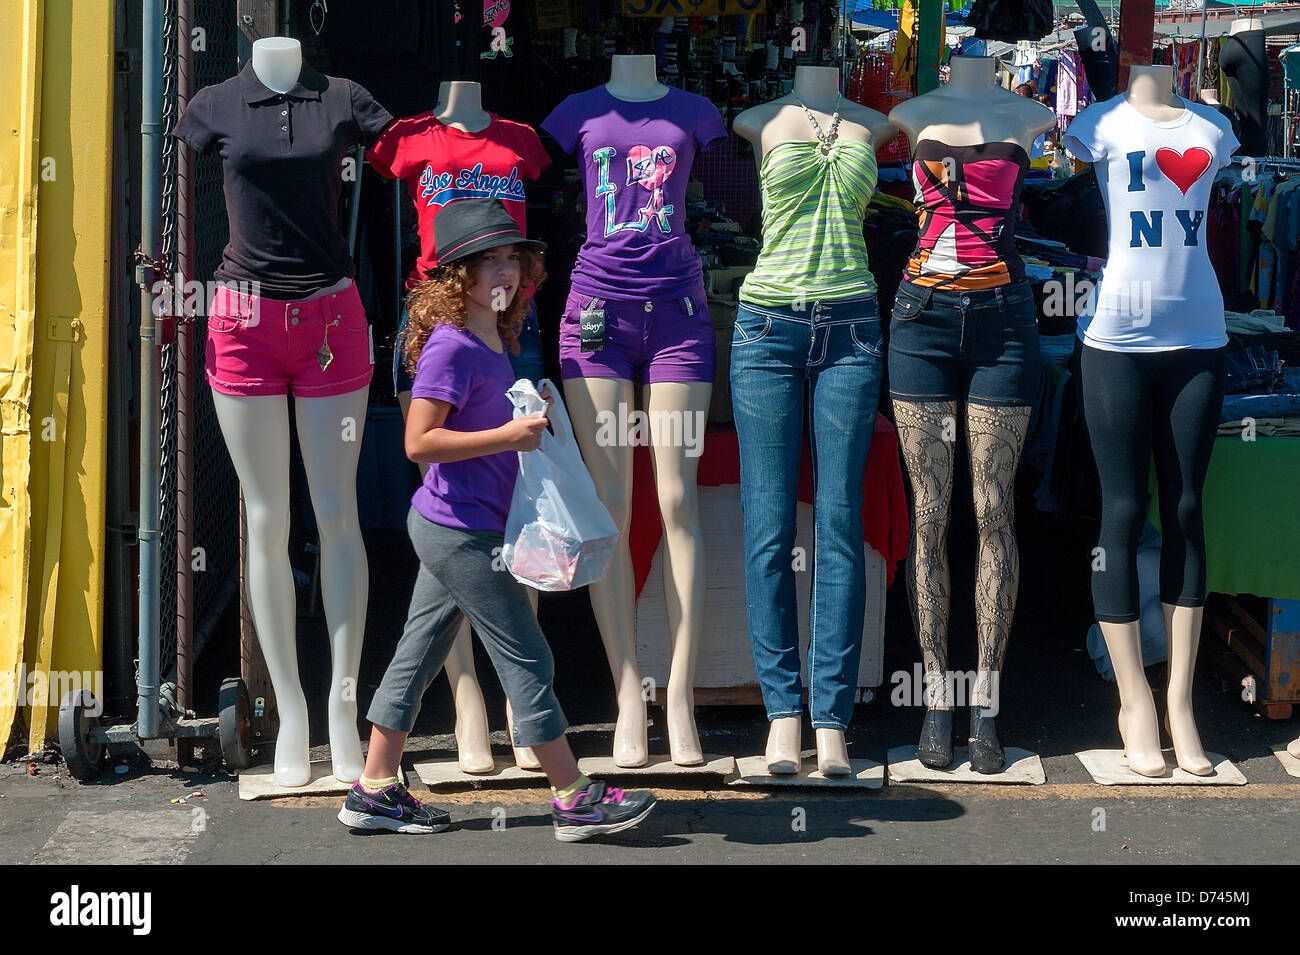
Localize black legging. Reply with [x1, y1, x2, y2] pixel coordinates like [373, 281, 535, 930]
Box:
[1081, 345, 1226, 623]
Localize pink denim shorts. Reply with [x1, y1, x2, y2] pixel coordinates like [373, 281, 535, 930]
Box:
[206, 281, 374, 398]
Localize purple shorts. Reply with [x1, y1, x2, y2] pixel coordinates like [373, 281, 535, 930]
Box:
[559, 283, 715, 384]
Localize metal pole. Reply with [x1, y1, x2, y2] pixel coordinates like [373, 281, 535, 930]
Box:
[177, 0, 196, 740]
[137, 0, 163, 739]
[1195, 2, 1209, 94]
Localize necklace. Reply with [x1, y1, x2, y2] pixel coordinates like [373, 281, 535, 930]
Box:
[792, 89, 844, 155]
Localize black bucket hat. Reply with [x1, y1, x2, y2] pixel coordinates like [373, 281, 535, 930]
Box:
[434, 198, 546, 267]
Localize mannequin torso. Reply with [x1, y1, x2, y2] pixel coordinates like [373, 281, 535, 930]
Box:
[889, 56, 1056, 152]
[1124, 64, 1183, 123]
[436, 80, 492, 134]
[1220, 20, 1269, 154]
[605, 54, 670, 102]
[734, 66, 894, 170]
[251, 37, 303, 94]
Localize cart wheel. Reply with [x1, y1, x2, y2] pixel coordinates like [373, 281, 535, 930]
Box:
[218, 677, 253, 772]
[58, 689, 106, 781]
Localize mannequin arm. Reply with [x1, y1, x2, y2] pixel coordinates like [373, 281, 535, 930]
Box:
[404, 397, 547, 463]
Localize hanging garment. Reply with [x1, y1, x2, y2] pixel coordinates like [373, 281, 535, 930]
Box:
[893, 0, 919, 92]
[1174, 41, 1199, 99]
[1074, 25, 1117, 102]
[1057, 50, 1080, 117]
[965, 0, 1053, 43]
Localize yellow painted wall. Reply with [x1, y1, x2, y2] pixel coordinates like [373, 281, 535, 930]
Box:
[0, 0, 113, 751]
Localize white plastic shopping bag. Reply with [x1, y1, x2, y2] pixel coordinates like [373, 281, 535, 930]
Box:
[501, 378, 619, 591]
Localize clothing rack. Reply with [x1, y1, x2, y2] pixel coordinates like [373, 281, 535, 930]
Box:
[1229, 155, 1300, 173]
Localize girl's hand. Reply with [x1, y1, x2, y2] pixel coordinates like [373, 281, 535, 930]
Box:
[540, 383, 556, 414]
[500, 413, 549, 452]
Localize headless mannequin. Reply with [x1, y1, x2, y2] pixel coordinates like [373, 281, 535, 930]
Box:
[563, 54, 710, 767]
[733, 66, 892, 777]
[887, 57, 1054, 774]
[734, 65, 898, 163]
[214, 38, 367, 786]
[391, 80, 541, 773]
[1091, 65, 1214, 778]
[1220, 19, 1268, 156]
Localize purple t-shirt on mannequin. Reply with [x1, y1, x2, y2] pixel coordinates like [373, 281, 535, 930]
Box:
[543, 86, 727, 300]
[409, 324, 519, 533]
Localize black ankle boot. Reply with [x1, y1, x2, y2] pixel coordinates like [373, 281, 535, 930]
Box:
[917, 708, 954, 768]
[968, 708, 1005, 775]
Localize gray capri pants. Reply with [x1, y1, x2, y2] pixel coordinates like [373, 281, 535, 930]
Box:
[367, 507, 569, 748]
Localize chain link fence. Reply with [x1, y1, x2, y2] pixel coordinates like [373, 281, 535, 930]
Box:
[156, 0, 241, 684]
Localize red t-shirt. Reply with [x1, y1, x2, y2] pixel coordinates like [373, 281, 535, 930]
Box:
[366, 112, 551, 289]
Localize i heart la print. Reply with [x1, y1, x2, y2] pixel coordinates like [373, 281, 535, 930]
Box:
[1155, 147, 1212, 195]
[626, 145, 676, 190]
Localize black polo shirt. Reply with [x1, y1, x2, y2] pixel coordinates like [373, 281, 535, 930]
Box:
[174, 62, 393, 299]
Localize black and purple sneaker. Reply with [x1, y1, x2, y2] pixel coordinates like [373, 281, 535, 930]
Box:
[338, 781, 450, 834]
[551, 781, 656, 842]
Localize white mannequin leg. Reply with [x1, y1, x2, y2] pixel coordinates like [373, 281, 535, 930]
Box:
[443, 619, 494, 774]
[644, 380, 710, 765]
[212, 393, 310, 787]
[295, 387, 370, 782]
[508, 586, 542, 769]
[562, 376, 647, 767]
[1163, 603, 1213, 775]
[399, 391, 493, 771]
[1099, 620, 1166, 777]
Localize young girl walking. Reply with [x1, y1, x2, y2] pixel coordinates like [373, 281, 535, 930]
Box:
[338, 199, 656, 841]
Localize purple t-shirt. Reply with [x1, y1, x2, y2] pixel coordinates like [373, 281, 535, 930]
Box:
[542, 85, 727, 300]
[409, 324, 519, 533]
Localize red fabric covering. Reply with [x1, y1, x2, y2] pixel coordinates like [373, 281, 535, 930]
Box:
[629, 415, 910, 597]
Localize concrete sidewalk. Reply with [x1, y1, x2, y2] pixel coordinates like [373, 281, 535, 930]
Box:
[3, 728, 1297, 866]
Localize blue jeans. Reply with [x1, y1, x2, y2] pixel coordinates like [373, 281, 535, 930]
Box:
[729, 295, 885, 730]
[394, 298, 544, 394]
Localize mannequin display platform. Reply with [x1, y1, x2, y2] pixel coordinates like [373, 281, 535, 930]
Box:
[1063, 64, 1238, 779]
[371, 79, 551, 774]
[174, 37, 394, 786]
[887, 745, 1046, 784]
[885, 56, 1054, 775]
[542, 55, 728, 767]
[731, 66, 894, 778]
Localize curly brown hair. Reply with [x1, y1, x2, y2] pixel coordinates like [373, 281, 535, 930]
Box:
[401, 245, 547, 376]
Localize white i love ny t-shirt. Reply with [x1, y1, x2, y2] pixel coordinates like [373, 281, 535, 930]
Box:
[1063, 94, 1239, 352]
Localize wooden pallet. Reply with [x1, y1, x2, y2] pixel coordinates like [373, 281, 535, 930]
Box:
[1204, 595, 1300, 719]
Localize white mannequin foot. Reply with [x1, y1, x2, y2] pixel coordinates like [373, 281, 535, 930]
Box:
[1165, 710, 1213, 776]
[273, 701, 311, 787]
[613, 689, 649, 768]
[512, 745, 541, 770]
[1288, 736, 1300, 759]
[504, 698, 541, 770]
[667, 687, 704, 766]
[765, 717, 800, 774]
[1118, 705, 1166, 777]
[454, 711, 495, 775]
[815, 728, 851, 777]
[327, 697, 365, 782]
